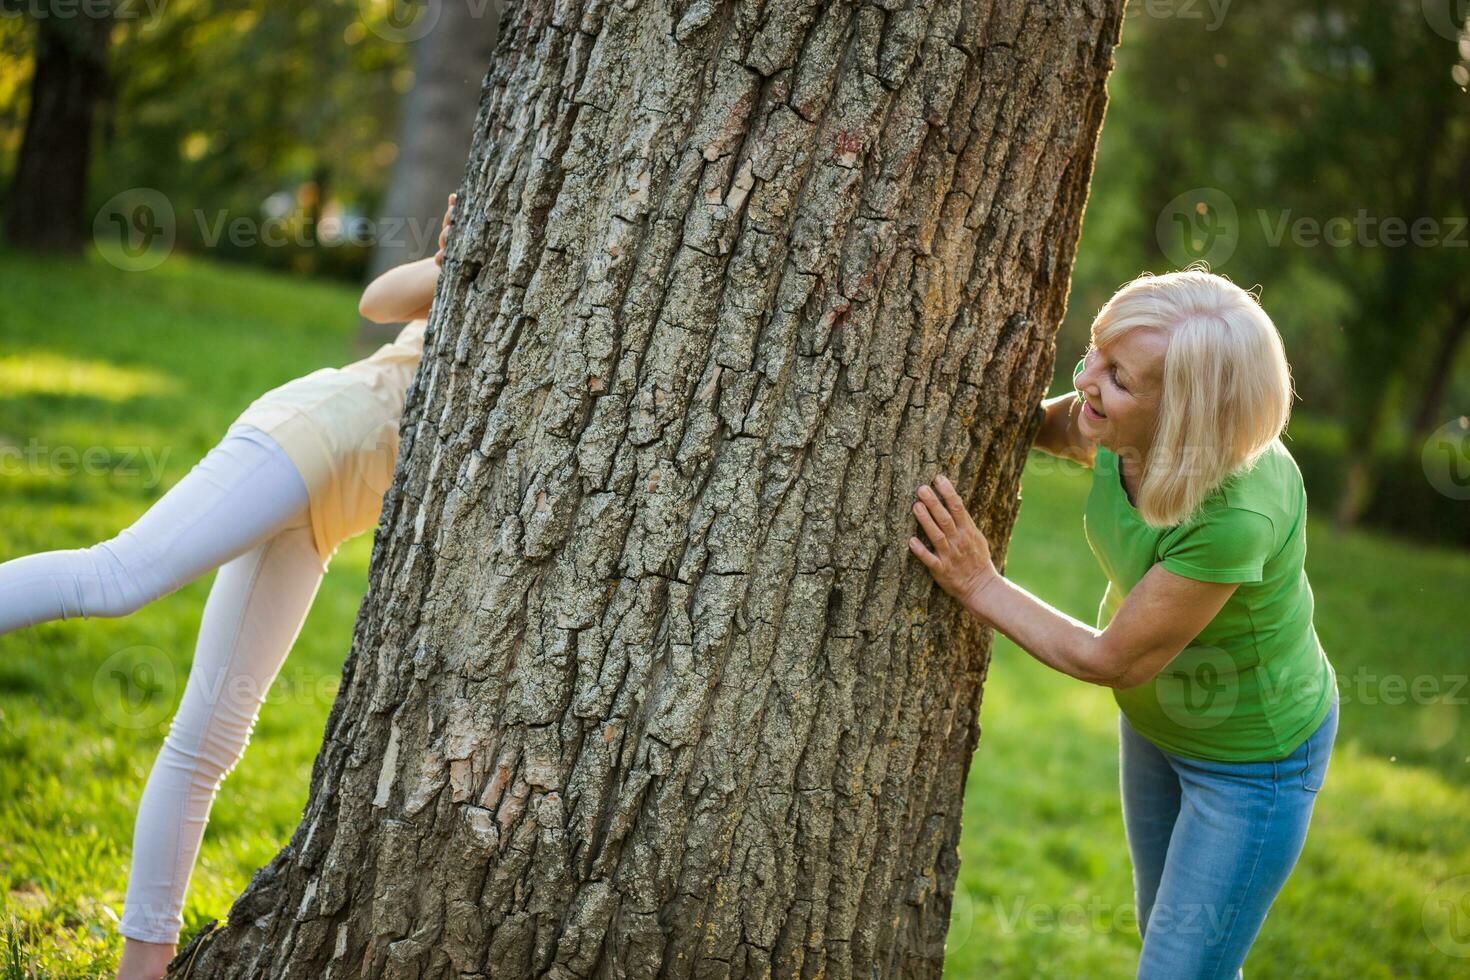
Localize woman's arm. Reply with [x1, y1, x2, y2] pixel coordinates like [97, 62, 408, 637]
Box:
[1033, 391, 1096, 467]
[964, 561, 1237, 688]
[358, 193, 456, 324]
[909, 475, 1237, 688]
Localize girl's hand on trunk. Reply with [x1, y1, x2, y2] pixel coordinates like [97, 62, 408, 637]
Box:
[434, 192, 456, 267]
[909, 473, 999, 608]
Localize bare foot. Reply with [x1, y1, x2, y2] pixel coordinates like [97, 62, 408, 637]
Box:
[116, 938, 176, 980]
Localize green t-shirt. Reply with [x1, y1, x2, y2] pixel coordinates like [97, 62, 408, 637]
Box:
[1074, 365, 1335, 760]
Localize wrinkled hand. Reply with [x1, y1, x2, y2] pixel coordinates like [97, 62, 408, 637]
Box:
[909, 473, 999, 608]
[434, 192, 456, 267]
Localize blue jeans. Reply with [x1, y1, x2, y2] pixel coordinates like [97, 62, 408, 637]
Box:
[1119, 694, 1338, 979]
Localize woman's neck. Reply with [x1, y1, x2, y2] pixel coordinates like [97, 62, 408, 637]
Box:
[1116, 449, 1144, 507]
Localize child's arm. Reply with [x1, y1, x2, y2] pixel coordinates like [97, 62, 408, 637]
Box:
[358, 193, 456, 324]
[358, 257, 439, 324]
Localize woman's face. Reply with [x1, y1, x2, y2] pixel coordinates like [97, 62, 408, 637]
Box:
[1074, 327, 1170, 460]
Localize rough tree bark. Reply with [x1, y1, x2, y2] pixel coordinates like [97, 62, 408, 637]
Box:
[176, 0, 1123, 976]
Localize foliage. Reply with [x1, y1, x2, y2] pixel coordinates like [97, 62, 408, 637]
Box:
[0, 0, 419, 282]
[1060, 0, 1470, 519]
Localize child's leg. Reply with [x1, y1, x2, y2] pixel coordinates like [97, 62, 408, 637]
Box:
[0, 424, 308, 634]
[117, 513, 327, 946]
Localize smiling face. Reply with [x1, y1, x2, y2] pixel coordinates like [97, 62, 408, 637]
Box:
[1074, 326, 1170, 461]
[1072, 268, 1294, 526]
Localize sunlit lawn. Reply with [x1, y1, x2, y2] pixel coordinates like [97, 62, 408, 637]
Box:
[0, 245, 1466, 977]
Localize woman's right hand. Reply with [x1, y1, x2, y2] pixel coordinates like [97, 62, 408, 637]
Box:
[434, 192, 456, 267]
[1034, 391, 1097, 469]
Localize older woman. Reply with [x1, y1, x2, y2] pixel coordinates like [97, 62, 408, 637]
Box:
[910, 268, 1338, 979]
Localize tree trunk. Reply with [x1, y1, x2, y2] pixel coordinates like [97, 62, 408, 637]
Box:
[358, 0, 505, 346]
[300, 164, 332, 275]
[1410, 300, 1470, 444]
[1333, 96, 1445, 531]
[176, 0, 1123, 976]
[3, 2, 114, 253]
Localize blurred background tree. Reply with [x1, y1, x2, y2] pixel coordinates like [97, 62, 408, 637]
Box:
[357, 0, 499, 343]
[0, 0, 1465, 544]
[1, 0, 114, 252]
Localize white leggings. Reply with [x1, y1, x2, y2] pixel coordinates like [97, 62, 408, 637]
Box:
[0, 423, 330, 944]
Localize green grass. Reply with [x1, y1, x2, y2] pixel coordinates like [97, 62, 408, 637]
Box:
[1, 246, 1467, 977]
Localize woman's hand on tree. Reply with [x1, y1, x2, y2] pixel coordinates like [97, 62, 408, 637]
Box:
[909, 474, 1000, 608]
[434, 192, 456, 267]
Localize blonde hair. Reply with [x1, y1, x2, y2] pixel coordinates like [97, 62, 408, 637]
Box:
[1089, 265, 1295, 528]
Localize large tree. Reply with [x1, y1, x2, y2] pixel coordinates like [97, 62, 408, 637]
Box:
[176, 0, 1125, 975]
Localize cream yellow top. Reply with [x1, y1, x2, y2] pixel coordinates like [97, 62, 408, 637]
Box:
[232, 319, 427, 562]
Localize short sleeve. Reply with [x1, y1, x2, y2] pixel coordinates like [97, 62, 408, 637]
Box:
[1157, 507, 1276, 584]
[392, 319, 428, 356]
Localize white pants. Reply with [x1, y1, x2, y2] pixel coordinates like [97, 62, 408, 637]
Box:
[0, 424, 330, 944]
